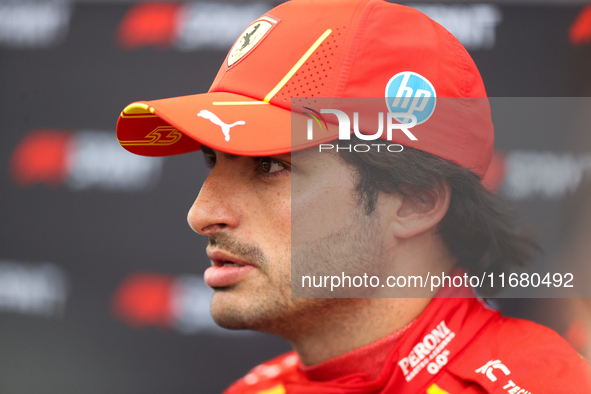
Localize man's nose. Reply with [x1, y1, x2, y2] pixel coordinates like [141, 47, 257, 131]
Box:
[187, 170, 240, 236]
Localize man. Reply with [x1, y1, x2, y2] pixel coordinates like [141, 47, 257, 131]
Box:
[116, 0, 591, 392]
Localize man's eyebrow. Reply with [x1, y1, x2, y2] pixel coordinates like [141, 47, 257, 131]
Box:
[201, 145, 240, 160]
[202, 145, 281, 163]
[291, 148, 317, 163]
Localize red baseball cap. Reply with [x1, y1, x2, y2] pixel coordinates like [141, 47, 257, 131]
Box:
[117, 0, 493, 177]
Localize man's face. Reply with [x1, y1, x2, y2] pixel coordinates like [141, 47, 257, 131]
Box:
[187, 147, 387, 335]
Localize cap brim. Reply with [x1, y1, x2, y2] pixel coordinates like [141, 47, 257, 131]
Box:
[117, 92, 339, 157]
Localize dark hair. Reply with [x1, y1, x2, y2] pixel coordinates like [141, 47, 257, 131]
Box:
[337, 138, 540, 296]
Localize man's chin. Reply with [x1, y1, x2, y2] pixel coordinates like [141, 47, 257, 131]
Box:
[209, 288, 286, 332]
[209, 289, 262, 330]
[210, 304, 275, 332]
[211, 312, 251, 330]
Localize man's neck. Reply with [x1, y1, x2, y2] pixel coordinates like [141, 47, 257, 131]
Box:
[289, 297, 432, 366]
[285, 230, 456, 367]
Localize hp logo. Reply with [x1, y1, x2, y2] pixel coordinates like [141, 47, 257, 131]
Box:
[385, 71, 436, 125]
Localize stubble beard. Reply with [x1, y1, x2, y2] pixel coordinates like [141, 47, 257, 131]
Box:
[291, 207, 386, 297]
[207, 233, 293, 332]
[208, 208, 386, 337]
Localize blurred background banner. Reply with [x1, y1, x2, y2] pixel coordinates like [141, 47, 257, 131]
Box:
[1, 1, 591, 393]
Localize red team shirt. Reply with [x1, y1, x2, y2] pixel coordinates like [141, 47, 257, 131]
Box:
[223, 286, 591, 394]
[114, 1, 591, 392]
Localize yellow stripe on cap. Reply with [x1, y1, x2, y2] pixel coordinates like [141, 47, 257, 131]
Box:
[263, 29, 332, 103]
[212, 101, 269, 106]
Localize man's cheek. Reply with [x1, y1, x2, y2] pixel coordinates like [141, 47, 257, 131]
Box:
[292, 188, 358, 244]
[257, 192, 291, 238]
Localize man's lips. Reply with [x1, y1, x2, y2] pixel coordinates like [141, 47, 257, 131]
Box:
[204, 250, 256, 288]
[206, 250, 253, 267]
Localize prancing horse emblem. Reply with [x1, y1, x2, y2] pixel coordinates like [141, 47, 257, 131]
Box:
[197, 110, 245, 142]
[227, 19, 274, 67]
[239, 23, 260, 52]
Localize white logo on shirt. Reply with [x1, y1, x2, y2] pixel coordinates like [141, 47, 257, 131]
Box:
[476, 359, 511, 382]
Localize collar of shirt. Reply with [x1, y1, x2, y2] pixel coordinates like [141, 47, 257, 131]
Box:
[298, 320, 416, 382]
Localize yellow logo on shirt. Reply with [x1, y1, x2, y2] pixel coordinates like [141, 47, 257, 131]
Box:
[256, 384, 286, 394]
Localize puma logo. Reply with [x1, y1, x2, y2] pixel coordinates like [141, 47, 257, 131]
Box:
[197, 110, 245, 142]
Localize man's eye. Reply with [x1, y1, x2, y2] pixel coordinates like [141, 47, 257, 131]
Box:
[259, 158, 286, 174]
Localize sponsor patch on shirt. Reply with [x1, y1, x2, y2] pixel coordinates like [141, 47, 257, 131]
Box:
[397, 320, 455, 382]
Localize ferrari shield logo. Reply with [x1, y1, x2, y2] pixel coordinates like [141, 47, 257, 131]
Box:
[227, 17, 277, 67]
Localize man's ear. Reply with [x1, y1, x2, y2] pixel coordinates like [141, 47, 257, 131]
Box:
[390, 181, 451, 239]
